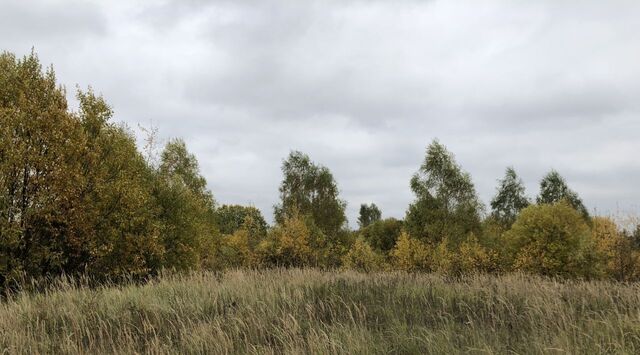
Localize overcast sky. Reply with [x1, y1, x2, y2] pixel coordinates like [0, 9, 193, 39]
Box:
[2, 0, 639, 226]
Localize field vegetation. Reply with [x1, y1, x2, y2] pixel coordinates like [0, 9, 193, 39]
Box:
[3, 269, 640, 354]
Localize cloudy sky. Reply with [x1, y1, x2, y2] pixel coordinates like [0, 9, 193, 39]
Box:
[2, 0, 639, 226]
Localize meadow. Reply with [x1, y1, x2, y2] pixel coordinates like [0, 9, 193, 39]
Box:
[2, 269, 640, 354]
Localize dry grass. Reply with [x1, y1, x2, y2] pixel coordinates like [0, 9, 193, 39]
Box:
[1, 269, 640, 354]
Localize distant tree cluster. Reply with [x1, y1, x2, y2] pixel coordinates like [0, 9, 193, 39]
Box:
[2, 51, 640, 288]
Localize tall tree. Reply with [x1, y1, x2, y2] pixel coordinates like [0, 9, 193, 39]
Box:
[274, 151, 346, 239]
[537, 170, 589, 219]
[405, 140, 483, 244]
[490, 167, 530, 228]
[73, 90, 165, 277]
[358, 203, 382, 228]
[159, 139, 215, 210]
[0, 51, 85, 281]
[154, 139, 218, 270]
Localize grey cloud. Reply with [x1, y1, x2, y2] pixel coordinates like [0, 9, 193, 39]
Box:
[0, 0, 107, 43]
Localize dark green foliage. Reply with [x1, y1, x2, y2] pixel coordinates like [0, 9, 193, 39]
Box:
[537, 170, 589, 219]
[405, 140, 483, 244]
[274, 151, 347, 239]
[630, 225, 640, 249]
[215, 204, 268, 238]
[490, 167, 530, 228]
[359, 218, 403, 253]
[159, 139, 215, 210]
[154, 139, 218, 270]
[357, 203, 382, 228]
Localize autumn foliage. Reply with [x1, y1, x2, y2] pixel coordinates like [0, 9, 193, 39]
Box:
[2, 50, 640, 288]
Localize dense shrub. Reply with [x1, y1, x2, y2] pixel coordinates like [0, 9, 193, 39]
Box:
[390, 232, 432, 271]
[342, 238, 385, 272]
[257, 212, 315, 267]
[503, 202, 596, 278]
[215, 205, 268, 238]
[359, 218, 403, 253]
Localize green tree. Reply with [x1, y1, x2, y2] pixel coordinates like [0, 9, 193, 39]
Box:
[490, 167, 530, 228]
[358, 203, 382, 228]
[159, 139, 215, 210]
[503, 202, 596, 277]
[215, 205, 268, 238]
[74, 90, 165, 277]
[405, 140, 483, 244]
[359, 218, 403, 253]
[0, 51, 86, 282]
[631, 225, 640, 249]
[274, 151, 347, 239]
[0, 51, 165, 282]
[537, 171, 589, 219]
[154, 139, 218, 270]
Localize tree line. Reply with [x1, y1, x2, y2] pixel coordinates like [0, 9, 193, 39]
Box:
[1, 51, 640, 287]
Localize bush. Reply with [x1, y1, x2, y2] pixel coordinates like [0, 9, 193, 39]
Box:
[457, 234, 500, 273]
[503, 202, 596, 278]
[390, 231, 432, 271]
[410, 234, 500, 275]
[215, 205, 268, 238]
[592, 217, 640, 280]
[359, 218, 403, 253]
[342, 238, 385, 272]
[257, 213, 314, 267]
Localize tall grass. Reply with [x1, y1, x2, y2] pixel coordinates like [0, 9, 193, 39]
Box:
[1, 269, 640, 354]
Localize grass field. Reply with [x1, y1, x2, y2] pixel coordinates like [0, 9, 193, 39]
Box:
[1, 269, 640, 354]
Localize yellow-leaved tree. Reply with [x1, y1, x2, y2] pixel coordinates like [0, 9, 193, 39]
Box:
[458, 234, 499, 273]
[257, 211, 314, 267]
[591, 216, 640, 280]
[390, 231, 431, 271]
[342, 238, 385, 272]
[503, 201, 596, 278]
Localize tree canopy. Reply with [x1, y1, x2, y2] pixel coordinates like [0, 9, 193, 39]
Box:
[405, 140, 483, 244]
[358, 203, 382, 228]
[537, 170, 589, 219]
[490, 167, 530, 228]
[274, 151, 347, 239]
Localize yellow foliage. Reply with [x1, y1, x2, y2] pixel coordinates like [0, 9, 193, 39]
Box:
[224, 229, 255, 267]
[591, 216, 640, 280]
[257, 213, 314, 267]
[592, 217, 622, 277]
[459, 234, 499, 273]
[342, 238, 385, 272]
[432, 237, 459, 274]
[430, 234, 498, 275]
[504, 202, 595, 278]
[390, 231, 431, 271]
